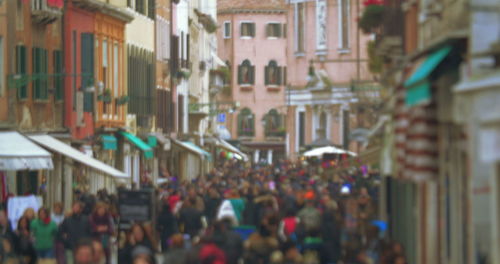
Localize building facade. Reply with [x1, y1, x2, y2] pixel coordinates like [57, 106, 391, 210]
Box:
[217, 0, 288, 164]
[285, 0, 377, 160]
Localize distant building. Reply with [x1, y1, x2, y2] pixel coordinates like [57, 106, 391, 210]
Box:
[217, 0, 288, 164]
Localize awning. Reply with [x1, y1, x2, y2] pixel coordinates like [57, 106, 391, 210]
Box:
[28, 135, 127, 178]
[172, 140, 212, 161]
[216, 139, 249, 161]
[0, 132, 53, 171]
[119, 131, 154, 159]
[404, 45, 453, 106]
[302, 146, 357, 157]
[212, 52, 227, 67]
[101, 135, 117, 150]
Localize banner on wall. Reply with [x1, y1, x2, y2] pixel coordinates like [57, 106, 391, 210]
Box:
[7, 195, 42, 229]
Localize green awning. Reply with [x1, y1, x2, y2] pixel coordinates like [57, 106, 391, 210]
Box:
[182, 141, 212, 161]
[147, 135, 157, 148]
[404, 45, 452, 106]
[119, 131, 154, 159]
[101, 135, 117, 150]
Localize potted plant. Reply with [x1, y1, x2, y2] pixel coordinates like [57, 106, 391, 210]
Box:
[359, 0, 385, 34]
[116, 95, 129, 105]
[97, 89, 112, 103]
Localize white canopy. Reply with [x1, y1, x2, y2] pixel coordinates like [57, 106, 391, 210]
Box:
[0, 131, 53, 171]
[29, 135, 128, 178]
[302, 146, 357, 157]
[217, 139, 249, 161]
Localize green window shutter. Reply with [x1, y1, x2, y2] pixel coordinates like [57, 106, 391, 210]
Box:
[81, 33, 95, 112]
[16, 45, 28, 99]
[43, 49, 48, 99]
[277, 24, 282, 38]
[264, 66, 269, 85]
[237, 65, 242, 84]
[251, 23, 256, 37]
[32, 47, 38, 99]
[53, 50, 63, 101]
[250, 113, 255, 136]
[277, 66, 282, 85]
[283, 24, 287, 38]
[266, 24, 271, 37]
[250, 65, 255, 84]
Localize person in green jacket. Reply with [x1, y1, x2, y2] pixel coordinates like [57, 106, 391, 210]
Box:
[30, 207, 58, 260]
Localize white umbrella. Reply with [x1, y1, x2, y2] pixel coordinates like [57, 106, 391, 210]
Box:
[302, 146, 357, 157]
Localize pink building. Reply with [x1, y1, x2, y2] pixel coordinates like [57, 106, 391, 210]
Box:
[285, 0, 377, 159]
[217, 0, 288, 163]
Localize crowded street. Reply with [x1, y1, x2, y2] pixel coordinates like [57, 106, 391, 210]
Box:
[0, 0, 499, 263]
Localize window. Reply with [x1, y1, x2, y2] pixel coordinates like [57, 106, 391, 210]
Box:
[135, 0, 145, 15]
[264, 109, 285, 137]
[294, 3, 306, 53]
[265, 60, 282, 86]
[339, 0, 350, 50]
[298, 111, 305, 147]
[240, 22, 255, 38]
[32, 47, 48, 100]
[266, 23, 282, 38]
[238, 108, 255, 137]
[316, 0, 327, 51]
[53, 50, 63, 101]
[16, 45, 27, 99]
[113, 44, 119, 98]
[237, 60, 255, 85]
[223, 21, 231, 38]
[0, 37, 3, 97]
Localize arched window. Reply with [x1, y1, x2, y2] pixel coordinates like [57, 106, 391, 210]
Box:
[237, 59, 255, 85]
[265, 60, 282, 86]
[264, 109, 285, 137]
[238, 107, 255, 136]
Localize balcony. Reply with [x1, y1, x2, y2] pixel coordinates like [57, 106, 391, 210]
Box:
[375, 1, 405, 60]
[31, 0, 63, 25]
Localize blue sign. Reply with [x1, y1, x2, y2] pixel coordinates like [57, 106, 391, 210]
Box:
[218, 113, 226, 123]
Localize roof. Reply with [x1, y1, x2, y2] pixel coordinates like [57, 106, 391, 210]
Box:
[218, 0, 286, 13]
[0, 131, 53, 170]
[28, 135, 128, 178]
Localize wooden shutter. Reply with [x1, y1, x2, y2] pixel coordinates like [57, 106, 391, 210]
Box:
[266, 24, 271, 37]
[264, 66, 269, 85]
[283, 24, 287, 38]
[32, 47, 39, 99]
[249, 112, 255, 136]
[237, 65, 242, 84]
[148, 0, 155, 19]
[250, 23, 256, 37]
[249, 65, 255, 84]
[180, 32, 184, 67]
[42, 49, 48, 99]
[16, 45, 27, 99]
[170, 35, 179, 74]
[186, 34, 190, 68]
[81, 33, 95, 112]
[277, 66, 282, 85]
[276, 24, 282, 38]
[283, 66, 287, 85]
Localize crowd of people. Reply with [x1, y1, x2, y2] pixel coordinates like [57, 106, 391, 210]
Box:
[0, 159, 407, 264]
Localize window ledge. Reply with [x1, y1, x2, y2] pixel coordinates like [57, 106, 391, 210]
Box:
[294, 52, 306, 57]
[33, 99, 49, 103]
[240, 85, 253, 91]
[338, 48, 351, 54]
[223, 36, 231, 39]
[315, 50, 328, 56]
[267, 37, 279, 40]
[240, 36, 254, 39]
[267, 86, 280, 92]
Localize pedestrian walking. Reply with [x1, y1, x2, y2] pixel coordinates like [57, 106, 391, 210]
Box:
[59, 202, 91, 264]
[89, 202, 114, 264]
[30, 207, 58, 261]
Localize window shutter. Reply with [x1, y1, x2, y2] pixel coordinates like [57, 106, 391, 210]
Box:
[251, 23, 256, 37]
[250, 112, 255, 136]
[264, 66, 269, 85]
[32, 47, 38, 99]
[283, 24, 287, 38]
[170, 35, 179, 74]
[283, 66, 287, 85]
[277, 24, 282, 38]
[148, 0, 155, 19]
[17, 46, 27, 99]
[237, 112, 243, 135]
[81, 33, 95, 112]
[266, 24, 271, 37]
[186, 34, 190, 67]
[240, 23, 244, 37]
[43, 49, 48, 99]
[237, 65, 243, 84]
[250, 65, 255, 84]
[277, 66, 282, 85]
